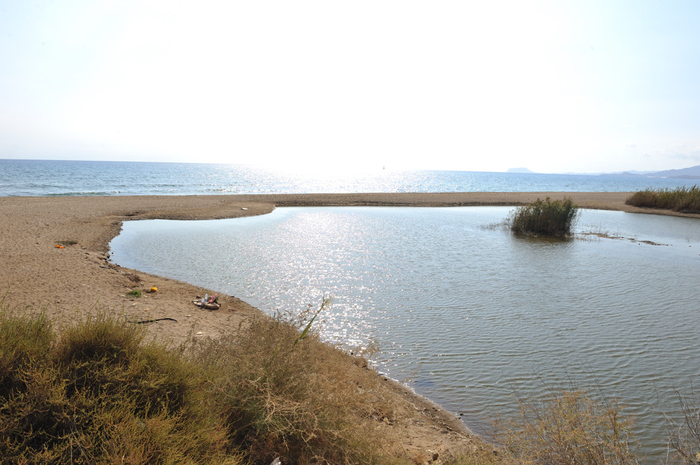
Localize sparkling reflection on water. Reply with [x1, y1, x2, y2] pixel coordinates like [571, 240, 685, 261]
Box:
[110, 207, 700, 460]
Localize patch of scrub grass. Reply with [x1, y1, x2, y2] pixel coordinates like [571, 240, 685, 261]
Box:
[0, 309, 239, 464]
[0, 302, 410, 464]
[128, 289, 142, 297]
[626, 185, 700, 213]
[494, 389, 639, 465]
[508, 197, 579, 237]
[191, 304, 410, 464]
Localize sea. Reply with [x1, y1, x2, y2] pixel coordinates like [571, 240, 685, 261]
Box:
[1, 158, 698, 196]
[4, 159, 700, 461]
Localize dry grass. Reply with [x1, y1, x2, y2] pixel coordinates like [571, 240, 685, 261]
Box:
[625, 185, 700, 213]
[494, 389, 638, 465]
[0, 301, 414, 464]
[190, 310, 410, 464]
[0, 308, 239, 465]
[665, 389, 700, 465]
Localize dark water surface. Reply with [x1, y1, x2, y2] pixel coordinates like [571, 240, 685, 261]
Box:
[110, 207, 700, 461]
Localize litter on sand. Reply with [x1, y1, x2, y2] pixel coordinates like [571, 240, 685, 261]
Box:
[193, 293, 220, 310]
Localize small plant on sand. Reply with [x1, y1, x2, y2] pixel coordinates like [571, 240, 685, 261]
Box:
[494, 388, 638, 465]
[509, 197, 579, 237]
[625, 185, 700, 213]
[128, 288, 142, 297]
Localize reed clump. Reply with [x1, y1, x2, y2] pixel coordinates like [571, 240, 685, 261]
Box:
[509, 197, 579, 237]
[625, 185, 700, 213]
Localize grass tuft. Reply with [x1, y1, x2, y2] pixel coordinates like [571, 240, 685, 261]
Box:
[0, 310, 238, 464]
[508, 197, 579, 237]
[625, 185, 700, 213]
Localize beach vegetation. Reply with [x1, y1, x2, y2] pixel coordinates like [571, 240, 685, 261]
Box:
[508, 197, 579, 237]
[9, 301, 700, 464]
[0, 309, 238, 464]
[665, 388, 700, 465]
[494, 388, 639, 465]
[128, 288, 142, 297]
[625, 185, 700, 213]
[0, 303, 412, 464]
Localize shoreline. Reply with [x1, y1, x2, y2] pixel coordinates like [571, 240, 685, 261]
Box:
[2, 192, 696, 457]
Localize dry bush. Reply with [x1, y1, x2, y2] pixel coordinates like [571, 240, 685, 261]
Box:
[191, 307, 409, 464]
[665, 389, 700, 465]
[494, 389, 638, 465]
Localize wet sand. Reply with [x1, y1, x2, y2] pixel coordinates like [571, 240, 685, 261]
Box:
[0, 191, 685, 457]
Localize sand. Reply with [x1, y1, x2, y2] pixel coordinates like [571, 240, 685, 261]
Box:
[1, 191, 688, 458]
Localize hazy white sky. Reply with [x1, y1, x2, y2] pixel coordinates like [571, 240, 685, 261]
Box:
[1, 1, 699, 173]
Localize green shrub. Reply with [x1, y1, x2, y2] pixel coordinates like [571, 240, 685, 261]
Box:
[509, 197, 579, 237]
[128, 289, 142, 297]
[625, 185, 700, 213]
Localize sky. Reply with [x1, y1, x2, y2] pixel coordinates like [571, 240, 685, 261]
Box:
[1, 1, 699, 174]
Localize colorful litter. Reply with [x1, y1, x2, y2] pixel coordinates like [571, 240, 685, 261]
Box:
[193, 293, 220, 310]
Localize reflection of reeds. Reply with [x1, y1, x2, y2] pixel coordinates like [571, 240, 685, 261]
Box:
[509, 197, 579, 237]
[626, 185, 700, 213]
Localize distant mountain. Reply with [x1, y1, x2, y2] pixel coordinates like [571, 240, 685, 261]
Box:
[598, 164, 700, 179]
[506, 167, 535, 174]
[647, 165, 700, 179]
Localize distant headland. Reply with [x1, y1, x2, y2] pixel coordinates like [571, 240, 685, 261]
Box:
[506, 167, 535, 174]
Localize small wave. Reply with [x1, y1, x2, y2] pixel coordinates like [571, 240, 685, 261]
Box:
[47, 191, 121, 196]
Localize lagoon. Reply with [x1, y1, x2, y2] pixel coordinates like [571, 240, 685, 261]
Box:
[110, 206, 700, 460]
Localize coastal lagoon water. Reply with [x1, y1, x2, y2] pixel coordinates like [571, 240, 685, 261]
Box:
[2, 158, 700, 196]
[111, 206, 700, 460]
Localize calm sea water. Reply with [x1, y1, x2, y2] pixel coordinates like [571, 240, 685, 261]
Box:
[110, 207, 700, 461]
[1, 158, 699, 196]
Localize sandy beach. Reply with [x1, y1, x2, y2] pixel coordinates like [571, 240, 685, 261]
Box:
[1, 191, 689, 458]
